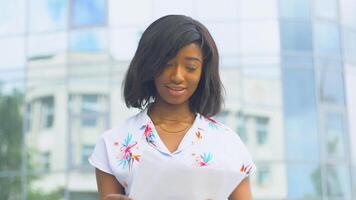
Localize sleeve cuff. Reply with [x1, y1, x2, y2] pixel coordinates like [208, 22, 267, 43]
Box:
[88, 155, 114, 175]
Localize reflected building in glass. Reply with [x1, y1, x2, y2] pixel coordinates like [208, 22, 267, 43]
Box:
[0, 0, 355, 199]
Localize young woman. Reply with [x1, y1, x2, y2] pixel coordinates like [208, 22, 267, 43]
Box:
[89, 15, 256, 200]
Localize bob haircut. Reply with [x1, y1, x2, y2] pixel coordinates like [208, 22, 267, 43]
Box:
[122, 15, 225, 117]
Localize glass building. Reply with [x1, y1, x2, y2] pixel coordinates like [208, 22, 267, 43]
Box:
[0, 0, 355, 199]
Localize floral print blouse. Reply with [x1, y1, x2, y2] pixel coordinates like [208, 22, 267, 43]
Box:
[89, 105, 256, 197]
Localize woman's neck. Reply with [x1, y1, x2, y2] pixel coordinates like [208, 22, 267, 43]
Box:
[148, 99, 195, 122]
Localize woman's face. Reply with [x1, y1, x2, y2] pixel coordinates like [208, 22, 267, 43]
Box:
[154, 42, 203, 106]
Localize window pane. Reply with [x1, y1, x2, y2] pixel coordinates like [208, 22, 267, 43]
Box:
[256, 164, 270, 187]
[279, 0, 311, 20]
[71, 0, 106, 27]
[110, 27, 143, 61]
[205, 22, 240, 56]
[326, 165, 352, 198]
[240, 66, 284, 160]
[318, 66, 345, 105]
[256, 117, 269, 145]
[40, 152, 51, 172]
[343, 29, 356, 63]
[287, 164, 322, 198]
[81, 94, 99, 127]
[195, 0, 238, 20]
[282, 67, 319, 161]
[242, 66, 281, 106]
[0, 37, 25, 69]
[236, 112, 248, 143]
[240, 21, 279, 56]
[251, 163, 287, 199]
[81, 145, 94, 167]
[29, 0, 68, 33]
[70, 29, 107, 53]
[280, 20, 312, 54]
[0, 0, 26, 36]
[220, 68, 242, 102]
[0, 69, 25, 95]
[109, 0, 151, 26]
[324, 112, 347, 161]
[314, 21, 341, 59]
[315, 0, 338, 20]
[340, 0, 356, 29]
[154, 0, 194, 19]
[40, 96, 54, 129]
[345, 66, 356, 166]
[240, 0, 278, 19]
[68, 94, 109, 168]
[27, 32, 67, 60]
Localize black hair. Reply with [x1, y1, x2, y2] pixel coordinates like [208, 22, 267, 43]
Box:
[122, 15, 225, 117]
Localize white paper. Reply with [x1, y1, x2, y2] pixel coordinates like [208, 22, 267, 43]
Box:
[129, 149, 244, 200]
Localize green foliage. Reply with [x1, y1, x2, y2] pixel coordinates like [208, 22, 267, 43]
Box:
[0, 89, 62, 200]
[28, 189, 63, 200]
[0, 89, 23, 200]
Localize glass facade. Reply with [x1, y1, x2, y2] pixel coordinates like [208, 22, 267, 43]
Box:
[0, 0, 355, 199]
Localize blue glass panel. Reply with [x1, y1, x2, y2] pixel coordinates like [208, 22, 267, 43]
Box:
[287, 164, 322, 198]
[343, 29, 356, 63]
[326, 165, 352, 198]
[0, 37, 25, 68]
[319, 66, 345, 105]
[69, 29, 106, 52]
[282, 64, 319, 161]
[280, 20, 313, 53]
[72, 0, 106, 27]
[0, 0, 26, 35]
[27, 32, 67, 59]
[81, 94, 98, 127]
[325, 112, 347, 160]
[29, 0, 67, 32]
[315, 0, 338, 20]
[279, 0, 311, 20]
[314, 22, 341, 58]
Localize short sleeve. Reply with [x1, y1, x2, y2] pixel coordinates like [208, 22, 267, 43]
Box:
[226, 126, 257, 178]
[88, 134, 114, 175]
[241, 150, 256, 178]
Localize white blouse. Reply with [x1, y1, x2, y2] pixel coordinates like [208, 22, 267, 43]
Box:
[89, 105, 256, 199]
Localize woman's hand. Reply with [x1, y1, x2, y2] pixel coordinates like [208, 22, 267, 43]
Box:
[104, 194, 133, 200]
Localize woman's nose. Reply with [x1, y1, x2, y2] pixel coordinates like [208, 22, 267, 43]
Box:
[170, 65, 184, 83]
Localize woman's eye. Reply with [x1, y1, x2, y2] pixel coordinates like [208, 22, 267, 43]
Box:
[187, 66, 197, 71]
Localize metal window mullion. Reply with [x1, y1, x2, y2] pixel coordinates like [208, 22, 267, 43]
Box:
[65, 0, 72, 199]
[310, 0, 328, 199]
[21, 0, 30, 199]
[336, 0, 355, 198]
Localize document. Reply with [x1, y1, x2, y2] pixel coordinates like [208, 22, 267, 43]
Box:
[129, 149, 244, 200]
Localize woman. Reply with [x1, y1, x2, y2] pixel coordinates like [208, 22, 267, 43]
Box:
[89, 15, 256, 200]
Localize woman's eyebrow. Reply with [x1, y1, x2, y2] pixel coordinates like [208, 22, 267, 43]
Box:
[184, 56, 202, 63]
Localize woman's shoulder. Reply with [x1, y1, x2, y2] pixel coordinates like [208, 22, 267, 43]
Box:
[200, 115, 247, 148]
[201, 116, 254, 167]
[99, 110, 145, 142]
[200, 116, 237, 136]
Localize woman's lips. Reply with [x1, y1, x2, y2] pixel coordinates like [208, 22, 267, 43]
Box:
[166, 86, 186, 96]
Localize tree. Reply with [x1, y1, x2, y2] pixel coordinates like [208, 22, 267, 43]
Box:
[0, 89, 23, 199]
[0, 87, 62, 200]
